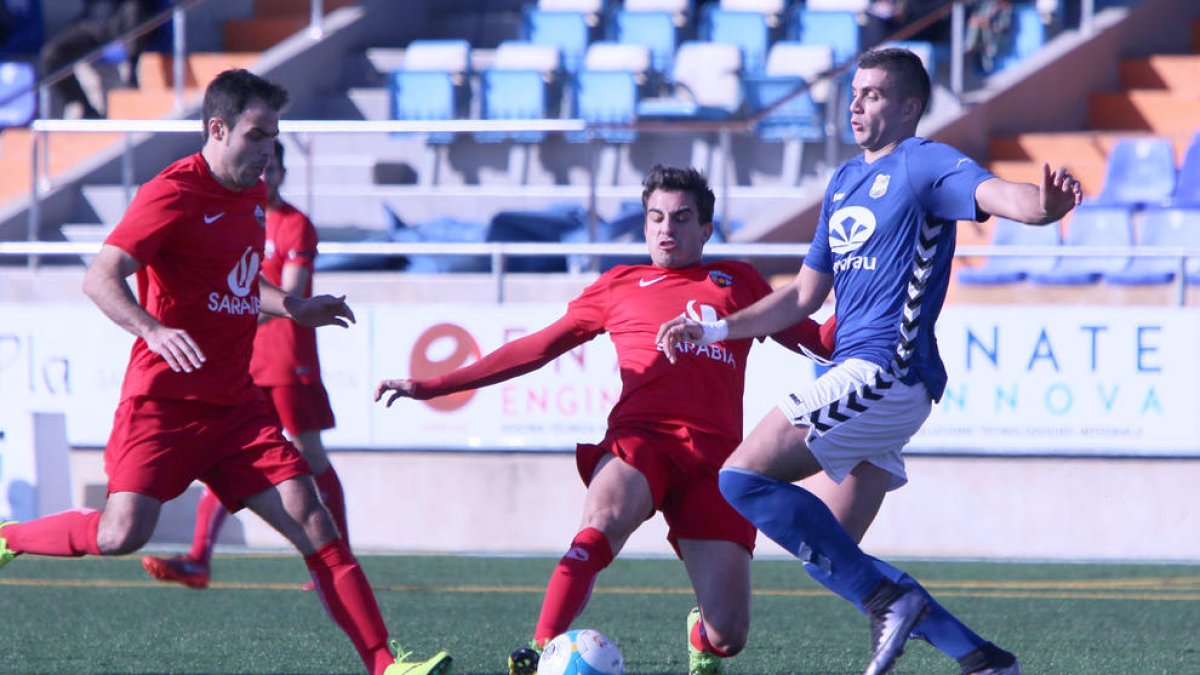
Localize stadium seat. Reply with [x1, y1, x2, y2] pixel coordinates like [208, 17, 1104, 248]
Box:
[608, 10, 677, 78]
[486, 204, 589, 272]
[569, 70, 638, 143]
[0, 61, 36, 128]
[523, 9, 591, 75]
[0, 0, 44, 56]
[1104, 207, 1200, 285]
[388, 70, 457, 143]
[766, 42, 835, 103]
[957, 217, 1061, 285]
[1097, 137, 1177, 208]
[743, 75, 823, 142]
[804, 0, 870, 11]
[636, 41, 743, 120]
[787, 9, 861, 65]
[987, 3, 1045, 74]
[719, 0, 786, 28]
[538, 0, 606, 27]
[1170, 133, 1200, 206]
[701, 8, 770, 74]
[1027, 206, 1133, 285]
[476, 69, 548, 143]
[623, 0, 692, 28]
[404, 39, 472, 80]
[583, 42, 652, 79]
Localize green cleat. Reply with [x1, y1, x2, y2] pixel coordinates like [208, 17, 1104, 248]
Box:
[384, 640, 453, 675]
[508, 640, 543, 675]
[687, 607, 725, 675]
[0, 521, 17, 570]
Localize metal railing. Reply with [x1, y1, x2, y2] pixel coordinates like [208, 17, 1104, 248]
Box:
[1, 241, 1196, 305]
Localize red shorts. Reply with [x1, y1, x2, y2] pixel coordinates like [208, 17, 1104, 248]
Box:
[104, 395, 311, 511]
[260, 382, 336, 436]
[576, 424, 756, 557]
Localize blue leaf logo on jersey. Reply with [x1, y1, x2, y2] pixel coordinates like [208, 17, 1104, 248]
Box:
[709, 270, 733, 287]
[828, 206, 877, 255]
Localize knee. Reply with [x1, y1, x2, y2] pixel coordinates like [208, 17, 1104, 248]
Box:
[95, 522, 151, 555]
[703, 616, 749, 657]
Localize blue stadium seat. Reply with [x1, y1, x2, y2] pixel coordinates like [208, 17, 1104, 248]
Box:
[569, 70, 638, 143]
[957, 217, 1060, 285]
[787, 9, 860, 65]
[524, 9, 590, 75]
[1104, 207, 1200, 285]
[388, 70, 457, 144]
[0, 0, 44, 56]
[608, 10, 677, 77]
[476, 69, 548, 143]
[1170, 133, 1200, 206]
[987, 3, 1045, 74]
[1097, 137, 1177, 208]
[636, 41, 743, 120]
[702, 8, 770, 74]
[0, 60, 35, 128]
[742, 75, 824, 142]
[1027, 206, 1133, 285]
[487, 204, 588, 272]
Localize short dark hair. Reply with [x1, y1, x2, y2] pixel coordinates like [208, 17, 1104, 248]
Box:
[202, 69, 289, 142]
[273, 139, 285, 169]
[641, 164, 716, 225]
[857, 47, 931, 118]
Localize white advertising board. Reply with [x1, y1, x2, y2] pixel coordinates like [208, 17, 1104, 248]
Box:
[0, 302, 1196, 456]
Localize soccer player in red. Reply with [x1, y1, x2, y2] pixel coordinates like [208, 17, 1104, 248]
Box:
[374, 165, 836, 675]
[141, 138, 349, 591]
[0, 70, 449, 675]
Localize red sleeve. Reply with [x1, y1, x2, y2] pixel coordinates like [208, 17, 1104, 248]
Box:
[283, 211, 318, 266]
[410, 314, 599, 399]
[104, 177, 184, 264]
[769, 315, 836, 360]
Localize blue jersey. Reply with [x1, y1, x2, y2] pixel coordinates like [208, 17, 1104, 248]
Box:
[805, 137, 994, 401]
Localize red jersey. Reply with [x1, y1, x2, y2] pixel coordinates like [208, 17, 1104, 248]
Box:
[412, 260, 830, 446]
[250, 201, 322, 386]
[105, 152, 268, 406]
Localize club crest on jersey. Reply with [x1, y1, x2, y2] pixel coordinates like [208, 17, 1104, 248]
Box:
[255, 204, 265, 227]
[709, 270, 733, 287]
[869, 174, 890, 199]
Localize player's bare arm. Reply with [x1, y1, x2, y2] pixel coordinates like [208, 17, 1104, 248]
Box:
[975, 162, 1083, 225]
[260, 279, 355, 328]
[83, 244, 206, 373]
[258, 262, 311, 325]
[656, 267, 832, 364]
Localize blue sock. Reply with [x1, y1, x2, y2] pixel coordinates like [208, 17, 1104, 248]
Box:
[801, 554, 987, 661]
[718, 467, 886, 604]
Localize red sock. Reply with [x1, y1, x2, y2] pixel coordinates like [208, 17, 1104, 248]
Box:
[1, 508, 101, 556]
[690, 612, 734, 657]
[304, 539, 392, 675]
[314, 466, 350, 547]
[533, 527, 614, 645]
[188, 487, 228, 565]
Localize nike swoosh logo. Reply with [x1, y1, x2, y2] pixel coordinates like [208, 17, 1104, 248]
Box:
[639, 275, 667, 287]
[833, 192, 845, 201]
[204, 212, 225, 224]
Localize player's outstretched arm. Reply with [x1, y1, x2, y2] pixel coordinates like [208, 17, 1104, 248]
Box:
[976, 162, 1083, 225]
[260, 278, 356, 328]
[83, 244, 206, 373]
[375, 314, 594, 406]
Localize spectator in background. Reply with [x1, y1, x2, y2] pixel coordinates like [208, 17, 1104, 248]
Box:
[965, 0, 1015, 73]
[40, 0, 158, 118]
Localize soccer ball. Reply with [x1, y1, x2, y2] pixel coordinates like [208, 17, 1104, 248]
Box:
[536, 629, 624, 675]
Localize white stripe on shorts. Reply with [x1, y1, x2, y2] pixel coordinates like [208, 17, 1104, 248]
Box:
[778, 358, 931, 490]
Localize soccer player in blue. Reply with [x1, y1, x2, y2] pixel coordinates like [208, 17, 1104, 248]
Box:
[657, 47, 1082, 675]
